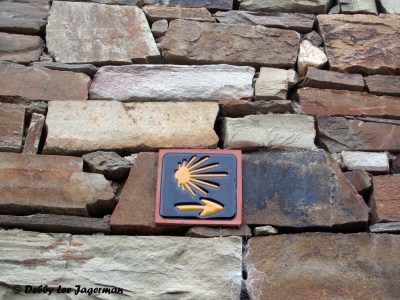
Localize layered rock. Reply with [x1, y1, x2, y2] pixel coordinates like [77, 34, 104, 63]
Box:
[240, 0, 333, 14]
[46, 2, 160, 64]
[370, 222, 400, 233]
[89, 64, 254, 101]
[22, 113, 45, 154]
[44, 101, 219, 155]
[138, 0, 233, 10]
[341, 151, 389, 173]
[0, 32, 44, 63]
[303, 68, 364, 92]
[219, 100, 293, 118]
[162, 20, 300, 68]
[365, 75, 400, 97]
[0, 103, 25, 153]
[143, 5, 215, 22]
[32, 62, 98, 77]
[338, 0, 377, 14]
[372, 175, 400, 223]
[255, 67, 298, 100]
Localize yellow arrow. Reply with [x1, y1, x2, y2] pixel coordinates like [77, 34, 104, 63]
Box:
[176, 199, 223, 217]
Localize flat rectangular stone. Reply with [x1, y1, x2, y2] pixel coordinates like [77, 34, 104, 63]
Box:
[22, 113, 45, 154]
[44, 101, 219, 155]
[378, 0, 400, 14]
[318, 14, 400, 75]
[299, 88, 400, 119]
[370, 222, 400, 233]
[214, 11, 315, 33]
[143, 5, 215, 22]
[162, 20, 300, 68]
[0, 32, 44, 64]
[223, 114, 316, 150]
[365, 75, 400, 97]
[185, 225, 252, 238]
[219, 100, 293, 118]
[317, 116, 400, 152]
[255, 67, 298, 100]
[47, 2, 160, 64]
[240, 0, 333, 14]
[372, 175, 400, 223]
[32, 62, 98, 77]
[341, 151, 389, 173]
[0, 103, 25, 153]
[0, 230, 242, 299]
[138, 0, 233, 10]
[89, 64, 254, 101]
[303, 68, 365, 92]
[339, 0, 377, 14]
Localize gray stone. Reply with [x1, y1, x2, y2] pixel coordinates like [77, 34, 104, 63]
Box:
[219, 100, 294, 118]
[365, 75, 400, 97]
[378, 0, 400, 14]
[304, 68, 365, 92]
[0, 103, 25, 153]
[57, 0, 139, 5]
[186, 225, 252, 238]
[151, 19, 168, 38]
[31, 62, 98, 77]
[394, 156, 400, 174]
[240, 0, 333, 14]
[339, 0, 378, 14]
[0, 32, 44, 63]
[137, 0, 233, 10]
[143, 5, 215, 22]
[223, 114, 316, 151]
[90, 64, 255, 101]
[303, 31, 323, 47]
[22, 113, 45, 154]
[254, 225, 278, 236]
[255, 67, 298, 100]
[370, 222, 400, 233]
[341, 151, 389, 173]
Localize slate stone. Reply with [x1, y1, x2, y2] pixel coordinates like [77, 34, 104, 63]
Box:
[219, 100, 293, 118]
[137, 0, 233, 10]
[0, 103, 25, 153]
[0, 32, 44, 64]
[344, 170, 372, 194]
[143, 5, 215, 22]
[338, 0, 378, 14]
[240, 0, 333, 14]
[371, 175, 400, 223]
[242, 151, 370, 230]
[255, 67, 298, 100]
[31, 62, 98, 77]
[341, 151, 389, 173]
[185, 225, 252, 238]
[370, 222, 400, 233]
[378, 0, 400, 14]
[365, 75, 400, 97]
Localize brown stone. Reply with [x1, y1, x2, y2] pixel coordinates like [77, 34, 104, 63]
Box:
[0, 32, 44, 64]
[110, 152, 185, 235]
[185, 225, 252, 238]
[303, 68, 365, 92]
[372, 175, 400, 223]
[138, 0, 233, 11]
[299, 88, 400, 119]
[162, 19, 300, 68]
[317, 14, 400, 75]
[394, 156, 400, 174]
[219, 100, 293, 118]
[365, 75, 400, 96]
[0, 214, 110, 234]
[0, 63, 90, 102]
[344, 171, 371, 194]
[143, 5, 215, 22]
[22, 113, 45, 154]
[0, 103, 25, 153]
[245, 233, 400, 299]
[316, 116, 400, 152]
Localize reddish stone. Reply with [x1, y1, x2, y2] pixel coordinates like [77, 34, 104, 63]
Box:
[218, 99, 293, 118]
[372, 175, 400, 223]
[365, 75, 400, 97]
[344, 171, 371, 194]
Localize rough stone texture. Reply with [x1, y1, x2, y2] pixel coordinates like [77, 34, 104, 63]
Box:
[223, 114, 316, 151]
[317, 14, 400, 75]
[255, 67, 298, 100]
[245, 233, 400, 299]
[58, 0, 139, 4]
[31, 62, 98, 77]
[143, 5, 215, 22]
[339, 0, 378, 14]
[162, 20, 300, 68]
[342, 151, 389, 173]
[242, 151, 370, 230]
[344, 170, 372, 194]
[151, 19, 168, 38]
[90, 64, 255, 101]
[214, 11, 315, 33]
[317, 116, 400, 152]
[83, 151, 132, 182]
[370, 222, 400, 233]
[219, 100, 293, 117]
[186, 225, 252, 238]
[372, 175, 400, 223]
[0, 214, 110, 234]
[365, 75, 400, 97]
[138, 0, 233, 10]
[394, 156, 400, 174]
[378, 0, 400, 14]
[0, 230, 242, 299]
[44, 101, 219, 155]
[303, 68, 364, 92]
[0, 63, 91, 101]
[303, 30, 323, 46]
[47, 2, 160, 64]
[0, 103, 25, 153]
[0, 0, 50, 35]
[299, 88, 400, 119]
[254, 225, 278, 236]
[0, 32, 44, 64]
[22, 113, 45, 154]
[297, 40, 327, 76]
[110, 152, 185, 235]
[240, 0, 333, 14]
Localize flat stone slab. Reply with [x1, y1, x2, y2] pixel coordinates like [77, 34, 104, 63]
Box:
[0, 230, 242, 299]
[370, 222, 400, 233]
[0, 103, 25, 153]
[138, 0, 233, 10]
[0, 32, 44, 63]
[90, 64, 254, 101]
[47, 2, 159, 64]
[0, 63, 90, 101]
[365, 75, 400, 97]
[242, 151, 369, 230]
[317, 14, 400, 75]
[44, 101, 219, 155]
[186, 225, 251, 238]
[338, 0, 377, 14]
[219, 100, 293, 118]
[240, 0, 333, 14]
[162, 20, 300, 68]
[143, 5, 215, 22]
[378, 0, 400, 14]
[223, 114, 316, 150]
[31, 62, 98, 77]
[341, 151, 389, 173]
[214, 11, 315, 33]
[299, 88, 400, 119]
[317, 116, 400, 152]
[372, 175, 400, 223]
[245, 233, 400, 299]
[255, 67, 298, 100]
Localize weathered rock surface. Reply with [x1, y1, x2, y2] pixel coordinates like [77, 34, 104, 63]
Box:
[240, 0, 333, 14]
[47, 2, 160, 64]
[372, 175, 400, 223]
[299, 88, 400, 119]
[151, 19, 168, 38]
[378, 0, 400, 14]
[0, 0, 50, 35]
[245, 233, 400, 299]
[0, 32, 44, 63]
[365, 75, 400, 97]
[186, 225, 252, 238]
[297, 40, 327, 76]
[0, 103, 25, 153]
[370, 222, 400, 233]
[22, 113, 45, 154]
[143, 5, 214, 22]
[138, 0, 233, 10]
[255, 67, 298, 100]
[317, 14, 400, 75]
[342, 151, 389, 173]
[31, 62, 98, 77]
[0, 230, 242, 299]
[219, 100, 293, 117]
[394, 156, 400, 174]
[44, 101, 219, 155]
[0, 63, 90, 101]
[254, 225, 278, 236]
[162, 20, 300, 68]
[344, 170, 371, 194]
[90, 64, 254, 101]
[303, 30, 323, 46]
[317, 116, 400, 152]
[338, 0, 377, 14]
[214, 11, 315, 33]
[242, 151, 370, 230]
[304, 68, 364, 92]
[223, 114, 316, 150]
[0, 214, 110, 234]
[83, 151, 132, 182]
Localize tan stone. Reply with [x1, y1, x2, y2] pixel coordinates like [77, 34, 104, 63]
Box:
[186, 225, 252, 238]
[22, 113, 45, 154]
[0, 32, 44, 63]
[219, 100, 293, 118]
[143, 5, 215, 22]
[255, 67, 298, 100]
[0, 103, 25, 153]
